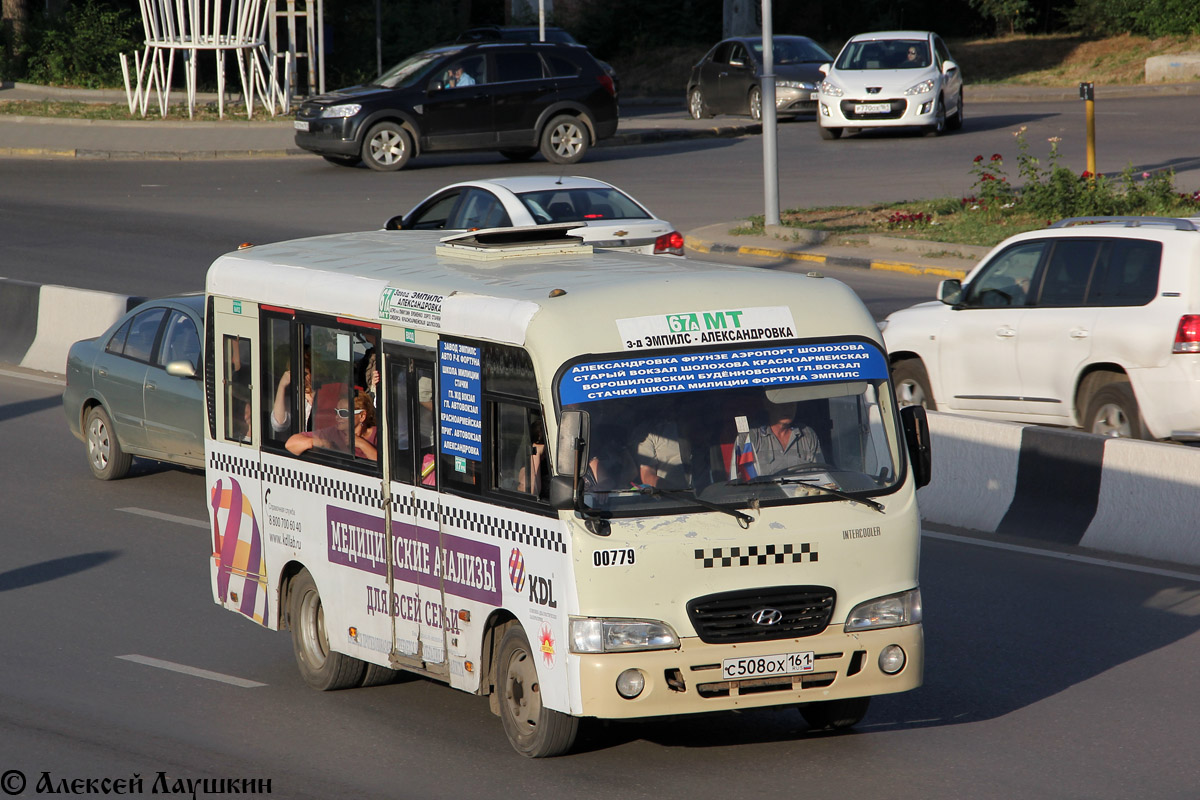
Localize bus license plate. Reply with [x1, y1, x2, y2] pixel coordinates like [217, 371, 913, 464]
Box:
[293, 120, 309, 131]
[854, 103, 890, 115]
[722, 651, 815, 679]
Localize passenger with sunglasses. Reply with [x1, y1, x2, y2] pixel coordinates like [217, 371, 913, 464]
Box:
[285, 390, 377, 460]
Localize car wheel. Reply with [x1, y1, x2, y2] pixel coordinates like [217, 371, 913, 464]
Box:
[924, 95, 947, 136]
[496, 624, 579, 757]
[892, 359, 937, 410]
[289, 569, 366, 690]
[946, 88, 964, 131]
[361, 122, 413, 172]
[818, 125, 843, 140]
[500, 148, 537, 162]
[688, 86, 713, 120]
[801, 697, 871, 731]
[1085, 380, 1143, 438]
[749, 85, 762, 121]
[540, 114, 589, 165]
[322, 154, 361, 167]
[85, 405, 132, 480]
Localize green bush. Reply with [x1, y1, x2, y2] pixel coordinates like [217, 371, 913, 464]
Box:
[1134, 0, 1200, 38]
[23, 0, 139, 88]
[1066, 0, 1200, 36]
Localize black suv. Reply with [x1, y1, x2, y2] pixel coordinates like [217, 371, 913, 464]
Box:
[293, 42, 619, 171]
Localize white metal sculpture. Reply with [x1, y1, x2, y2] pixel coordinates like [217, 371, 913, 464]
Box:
[120, 0, 289, 119]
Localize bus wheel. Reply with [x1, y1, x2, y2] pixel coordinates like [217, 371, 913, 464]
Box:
[800, 697, 871, 731]
[496, 625, 579, 757]
[289, 569, 365, 690]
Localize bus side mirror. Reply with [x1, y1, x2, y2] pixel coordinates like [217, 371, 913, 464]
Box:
[899, 405, 932, 488]
[553, 409, 590, 509]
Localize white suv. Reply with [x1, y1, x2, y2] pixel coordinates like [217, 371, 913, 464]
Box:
[880, 216, 1200, 440]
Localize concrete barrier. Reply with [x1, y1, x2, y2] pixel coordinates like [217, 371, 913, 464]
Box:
[919, 411, 1200, 568]
[1145, 54, 1200, 83]
[0, 278, 141, 374]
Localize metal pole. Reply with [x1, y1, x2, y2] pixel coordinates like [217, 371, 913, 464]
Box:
[1080, 82, 1096, 182]
[538, 0, 545, 41]
[375, 0, 382, 77]
[761, 0, 780, 226]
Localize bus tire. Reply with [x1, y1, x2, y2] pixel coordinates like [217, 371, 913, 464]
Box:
[800, 696, 871, 731]
[496, 625, 578, 757]
[289, 569, 365, 691]
[359, 662, 400, 687]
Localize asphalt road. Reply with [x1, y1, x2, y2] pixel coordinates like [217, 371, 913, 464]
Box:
[5, 370, 1200, 798]
[2, 96, 1197, 315]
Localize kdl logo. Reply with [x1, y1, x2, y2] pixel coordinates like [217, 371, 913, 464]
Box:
[528, 574, 557, 608]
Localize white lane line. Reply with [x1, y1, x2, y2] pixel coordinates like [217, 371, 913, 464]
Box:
[119, 507, 208, 529]
[922, 529, 1200, 584]
[117, 655, 266, 688]
[0, 367, 65, 386]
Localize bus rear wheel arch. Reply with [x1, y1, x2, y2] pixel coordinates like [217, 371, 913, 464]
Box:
[288, 568, 366, 690]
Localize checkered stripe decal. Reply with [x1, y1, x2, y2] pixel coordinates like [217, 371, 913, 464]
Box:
[694, 543, 817, 568]
[441, 505, 566, 554]
[209, 452, 384, 508]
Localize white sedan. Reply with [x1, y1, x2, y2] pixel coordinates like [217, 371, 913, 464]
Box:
[817, 30, 963, 139]
[385, 176, 684, 256]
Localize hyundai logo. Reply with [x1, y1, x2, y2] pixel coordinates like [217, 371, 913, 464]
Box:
[751, 608, 783, 626]
[866, 87, 881, 94]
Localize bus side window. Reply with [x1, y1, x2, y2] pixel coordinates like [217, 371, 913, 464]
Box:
[495, 403, 548, 500]
[264, 314, 302, 443]
[223, 335, 253, 444]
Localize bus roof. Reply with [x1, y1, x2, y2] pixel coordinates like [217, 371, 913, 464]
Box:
[206, 229, 881, 367]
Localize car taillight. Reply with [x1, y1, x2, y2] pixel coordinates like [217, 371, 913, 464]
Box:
[654, 231, 685, 256]
[598, 74, 615, 97]
[1173, 315, 1200, 353]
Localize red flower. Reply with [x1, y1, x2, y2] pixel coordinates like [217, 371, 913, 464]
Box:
[990, 153, 1003, 161]
[973, 155, 984, 163]
[1081, 170, 1093, 179]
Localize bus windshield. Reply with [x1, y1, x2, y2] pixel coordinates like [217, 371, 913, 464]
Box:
[558, 341, 903, 516]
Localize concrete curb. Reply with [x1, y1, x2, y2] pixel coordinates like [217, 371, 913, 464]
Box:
[0, 279, 142, 373]
[918, 411, 1200, 568]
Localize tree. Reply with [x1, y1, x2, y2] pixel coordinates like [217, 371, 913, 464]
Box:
[968, 0, 1031, 35]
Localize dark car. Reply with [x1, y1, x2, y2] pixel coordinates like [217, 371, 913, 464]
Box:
[687, 35, 833, 121]
[293, 41, 619, 171]
[63, 295, 206, 480]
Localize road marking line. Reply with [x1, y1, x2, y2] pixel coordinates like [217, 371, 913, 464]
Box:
[119, 507, 208, 529]
[117, 654, 266, 688]
[922, 529, 1200, 583]
[0, 367, 65, 386]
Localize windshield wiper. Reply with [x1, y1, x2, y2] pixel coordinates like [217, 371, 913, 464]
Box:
[750, 475, 885, 513]
[595, 484, 755, 528]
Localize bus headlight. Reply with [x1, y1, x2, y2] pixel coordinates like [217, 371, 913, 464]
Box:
[570, 618, 680, 653]
[844, 588, 922, 631]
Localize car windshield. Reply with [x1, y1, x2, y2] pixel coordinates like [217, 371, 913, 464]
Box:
[516, 187, 651, 223]
[835, 39, 931, 70]
[375, 49, 456, 88]
[750, 38, 832, 65]
[558, 340, 903, 517]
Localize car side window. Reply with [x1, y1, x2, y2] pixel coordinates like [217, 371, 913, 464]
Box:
[1086, 240, 1161, 307]
[451, 188, 512, 230]
[729, 44, 749, 68]
[495, 51, 545, 82]
[158, 311, 200, 370]
[964, 243, 1046, 308]
[543, 53, 581, 78]
[106, 318, 134, 355]
[409, 192, 462, 230]
[712, 42, 735, 65]
[1035, 240, 1101, 307]
[122, 308, 167, 363]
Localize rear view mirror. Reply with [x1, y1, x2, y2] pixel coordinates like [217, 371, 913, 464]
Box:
[384, 215, 404, 231]
[166, 359, 197, 378]
[899, 405, 932, 488]
[938, 279, 963, 305]
[819, 63, 830, 76]
[551, 410, 590, 510]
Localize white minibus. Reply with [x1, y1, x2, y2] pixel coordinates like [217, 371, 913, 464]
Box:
[203, 226, 931, 757]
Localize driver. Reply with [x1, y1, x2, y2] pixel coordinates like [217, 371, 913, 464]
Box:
[731, 396, 824, 478]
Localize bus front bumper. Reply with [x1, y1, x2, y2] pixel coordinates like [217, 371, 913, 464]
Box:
[572, 624, 922, 719]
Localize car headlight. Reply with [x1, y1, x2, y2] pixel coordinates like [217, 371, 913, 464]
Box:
[321, 104, 362, 118]
[819, 80, 844, 97]
[776, 80, 815, 90]
[845, 588, 922, 631]
[570, 618, 680, 653]
[903, 79, 935, 96]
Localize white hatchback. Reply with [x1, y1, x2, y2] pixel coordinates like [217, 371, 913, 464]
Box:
[386, 175, 684, 256]
[880, 216, 1200, 440]
[817, 30, 963, 139]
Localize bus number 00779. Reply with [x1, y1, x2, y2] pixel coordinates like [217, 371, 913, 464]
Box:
[593, 548, 635, 567]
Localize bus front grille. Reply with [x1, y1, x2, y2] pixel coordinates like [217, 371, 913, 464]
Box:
[687, 585, 836, 644]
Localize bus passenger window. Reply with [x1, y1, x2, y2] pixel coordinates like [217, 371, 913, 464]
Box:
[223, 334, 252, 444]
[496, 403, 547, 499]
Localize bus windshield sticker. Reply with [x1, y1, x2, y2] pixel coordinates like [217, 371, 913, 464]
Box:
[559, 342, 888, 405]
[616, 306, 796, 351]
[439, 340, 483, 461]
[379, 287, 445, 328]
